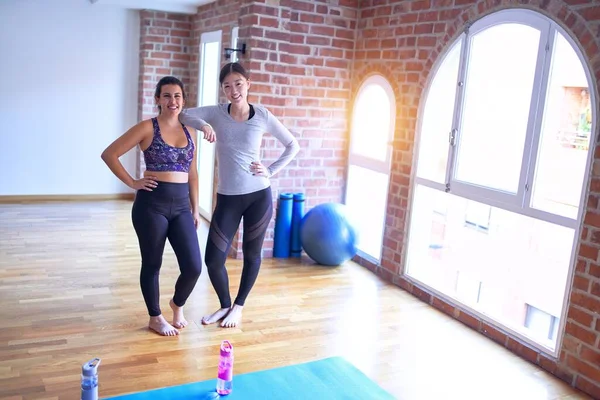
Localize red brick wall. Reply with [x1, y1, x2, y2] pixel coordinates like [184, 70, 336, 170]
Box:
[135, 11, 193, 178]
[240, 0, 359, 257]
[189, 0, 242, 106]
[187, 0, 359, 258]
[352, 0, 600, 398]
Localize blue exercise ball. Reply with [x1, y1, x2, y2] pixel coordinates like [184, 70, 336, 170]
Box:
[299, 203, 359, 266]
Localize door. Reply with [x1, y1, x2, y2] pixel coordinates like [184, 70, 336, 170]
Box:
[196, 30, 222, 221]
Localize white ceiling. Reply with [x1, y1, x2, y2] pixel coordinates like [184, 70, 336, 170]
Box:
[89, 0, 215, 14]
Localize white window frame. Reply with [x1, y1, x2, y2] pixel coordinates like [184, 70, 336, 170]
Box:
[346, 74, 396, 263]
[195, 29, 222, 221]
[418, 9, 596, 231]
[348, 74, 396, 173]
[448, 11, 550, 210]
[407, 9, 597, 357]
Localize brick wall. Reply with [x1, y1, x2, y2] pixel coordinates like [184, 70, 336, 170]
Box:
[352, 0, 600, 398]
[135, 11, 193, 178]
[190, 0, 242, 106]
[190, 0, 359, 258]
[240, 0, 359, 257]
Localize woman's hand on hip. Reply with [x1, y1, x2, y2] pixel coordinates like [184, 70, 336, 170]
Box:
[130, 176, 158, 191]
[250, 161, 271, 178]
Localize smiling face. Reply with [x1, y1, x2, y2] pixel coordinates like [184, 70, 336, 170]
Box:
[221, 72, 251, 105]
[155, 84, 185, 115]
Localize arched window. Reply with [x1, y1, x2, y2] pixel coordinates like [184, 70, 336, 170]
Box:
[406, 9, 595, 354]
[346, 75, 396, 261]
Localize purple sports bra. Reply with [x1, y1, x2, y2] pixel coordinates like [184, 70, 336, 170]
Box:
[143, 118, 195, 173]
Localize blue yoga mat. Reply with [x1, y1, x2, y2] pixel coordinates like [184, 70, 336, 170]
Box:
[290, 193, 305, 258]
[106, 356, 394, 400]
[273, 193, 293, 258]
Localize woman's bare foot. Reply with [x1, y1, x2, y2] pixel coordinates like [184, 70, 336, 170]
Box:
[201, 307, 230, 325]
[169, 299, 188, 329]
[221, 304, 243, 328]
[148, 315, 179, 336]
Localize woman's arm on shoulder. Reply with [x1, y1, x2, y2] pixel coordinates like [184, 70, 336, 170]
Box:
[179, 105, 218, 130]
[180, 106, 219, 143]
[264, 107, 300, 177]
[101, 119, 153, 189]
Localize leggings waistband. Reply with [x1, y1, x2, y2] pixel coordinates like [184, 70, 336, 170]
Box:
[136, 181, 190, 200]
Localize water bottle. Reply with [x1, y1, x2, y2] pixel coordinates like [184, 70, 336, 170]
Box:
[81, 357, 101, 400]
[216, 340, 234, 395]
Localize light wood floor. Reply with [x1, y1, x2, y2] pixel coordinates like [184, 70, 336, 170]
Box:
[0, 200, 593, 399]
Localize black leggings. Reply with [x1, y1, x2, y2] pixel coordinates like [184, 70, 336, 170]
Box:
[205, 187, 273, 308]
[131, 182, 202, 317]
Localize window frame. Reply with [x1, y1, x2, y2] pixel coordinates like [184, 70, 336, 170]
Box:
[346, 74, 396, 263]
[195, 29, 222, 221]
[407, 8, 597, 357]
[415, 9, 596, 230]
[348, 74, 396, 173]
[449, 11, 551, 213]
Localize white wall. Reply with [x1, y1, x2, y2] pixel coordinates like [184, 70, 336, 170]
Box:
[0, 0, 140, 195]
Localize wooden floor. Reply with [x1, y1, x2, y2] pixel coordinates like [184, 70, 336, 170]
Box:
[0, 200, 593, 400]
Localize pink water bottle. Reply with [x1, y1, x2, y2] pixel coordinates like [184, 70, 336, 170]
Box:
[216, 340, 234, 395]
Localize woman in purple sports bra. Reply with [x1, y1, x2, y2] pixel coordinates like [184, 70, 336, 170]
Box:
[101, 76, 213, 336]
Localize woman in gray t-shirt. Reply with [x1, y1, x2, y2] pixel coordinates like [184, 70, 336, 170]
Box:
[179, 62, 299, 328]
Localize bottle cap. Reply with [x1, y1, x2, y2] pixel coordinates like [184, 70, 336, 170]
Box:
[220, 340, 233, 357]
[82, 358, 101, 377]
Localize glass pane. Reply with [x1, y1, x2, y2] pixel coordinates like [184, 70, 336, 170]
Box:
[455, 24, 540, 193]
[530, 32, 591, 219]
[198, 40, 220, 215]
[351, 82, 391, 162]
[200, 42, 219, 107]
[345, 165, 388, 260]
[416, 40, 462, 183]
[406, 184, 574, 351]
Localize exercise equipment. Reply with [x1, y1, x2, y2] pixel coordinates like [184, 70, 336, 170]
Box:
[107, 357, 394, 399]
[290, 193, 305, 257]
[273, 193, 293, 258]
[299, 202, 358, 266]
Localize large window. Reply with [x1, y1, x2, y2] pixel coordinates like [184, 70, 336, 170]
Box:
[346, 75, 395, 261]
[406, 9, 594, 354]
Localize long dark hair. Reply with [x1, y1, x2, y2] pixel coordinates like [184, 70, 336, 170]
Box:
[154, 76, 186, 113]
[219, 62, 250, 84]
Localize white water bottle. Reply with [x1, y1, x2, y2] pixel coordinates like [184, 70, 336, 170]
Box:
[81, 358, 101, 400]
